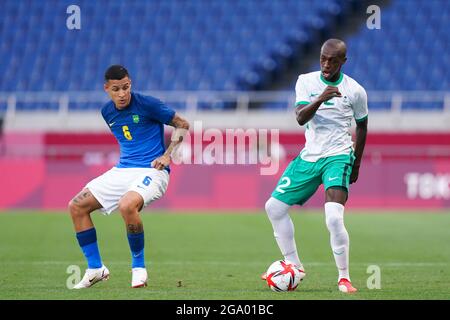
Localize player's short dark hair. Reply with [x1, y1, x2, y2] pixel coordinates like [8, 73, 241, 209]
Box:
[104, 65, 129, 82]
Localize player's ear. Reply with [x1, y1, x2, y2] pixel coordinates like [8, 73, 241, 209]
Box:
[104, 82, 109, 92]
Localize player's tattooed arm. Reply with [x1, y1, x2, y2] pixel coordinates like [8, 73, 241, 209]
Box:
[152, 113, 190, 170]
[296, 86, 342, 126]
[168, 113, 190, 130]
[350, 117, 368, 184]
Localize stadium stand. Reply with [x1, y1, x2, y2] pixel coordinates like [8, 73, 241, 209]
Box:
[0, 0, 449, 211]
[0, 0, 356, 110]
[0, 0, 448, 111]
[307, 0, 449, 110]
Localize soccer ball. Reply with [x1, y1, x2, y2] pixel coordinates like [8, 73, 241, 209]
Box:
[265, 260, 302, 292]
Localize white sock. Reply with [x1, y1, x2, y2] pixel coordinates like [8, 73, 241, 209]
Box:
[265, 197, 304, 270]
[325, 202, 350, 281]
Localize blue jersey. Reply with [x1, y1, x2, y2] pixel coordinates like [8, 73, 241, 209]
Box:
[101, 92, 175, 169]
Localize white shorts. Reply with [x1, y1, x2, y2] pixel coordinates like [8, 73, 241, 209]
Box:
[85, 167, 169, 214]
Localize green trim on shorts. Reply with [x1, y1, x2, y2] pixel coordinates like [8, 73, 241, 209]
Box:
[271, 152, 355, 206]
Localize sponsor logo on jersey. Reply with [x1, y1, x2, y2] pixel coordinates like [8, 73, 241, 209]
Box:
[133, 115, 140, 123]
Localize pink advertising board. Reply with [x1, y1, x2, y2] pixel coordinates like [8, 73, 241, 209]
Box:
[0, 132, 449, 210]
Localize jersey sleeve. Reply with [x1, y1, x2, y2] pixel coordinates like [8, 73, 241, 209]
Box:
[100, 103, 111, 126]
[295, 74, 310, 107]
[142, 96, 176, 125]
[352, 86, 368, 123]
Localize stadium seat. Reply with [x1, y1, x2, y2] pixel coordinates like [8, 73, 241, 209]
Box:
[0, 0, 447, 110]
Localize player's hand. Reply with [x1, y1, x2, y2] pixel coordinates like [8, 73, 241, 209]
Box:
[151, 154, 171, 170]
[318, 86, 342, 102]
[350, 164, 360, 184]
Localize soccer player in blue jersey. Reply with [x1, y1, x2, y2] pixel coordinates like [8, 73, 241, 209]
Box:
[68, 65, 190, 289]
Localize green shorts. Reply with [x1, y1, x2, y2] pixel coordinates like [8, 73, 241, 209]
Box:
[271, 153, 355, 206]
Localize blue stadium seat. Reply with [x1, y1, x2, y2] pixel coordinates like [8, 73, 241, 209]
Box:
[0, 0, 447, 110]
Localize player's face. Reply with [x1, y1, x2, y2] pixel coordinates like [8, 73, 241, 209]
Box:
[320, 49, 346, 81]
[104, 77, 132, 109]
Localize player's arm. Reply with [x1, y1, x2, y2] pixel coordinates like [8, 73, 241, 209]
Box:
[296, 86, 342, 126]
[151, 113, 190, 170]
[350, 117, 367, 184]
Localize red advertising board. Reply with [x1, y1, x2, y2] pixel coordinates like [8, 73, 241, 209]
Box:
[0, 132, 449, 210]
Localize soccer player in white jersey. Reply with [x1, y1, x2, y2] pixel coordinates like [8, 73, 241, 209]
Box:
[263, 39, 368, 293]
[68, 65, 189, 289]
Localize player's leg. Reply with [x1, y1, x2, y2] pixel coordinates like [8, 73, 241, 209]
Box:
[265, 197, 303, 269]
[265, 156, 321, 277]
[120, 169, 170, 288]
[322, 154, 356, 293]
[68, 189, 103, 268]
[118, 191, 147, 288]
[325, 187, 350, 282]
[325, 187, 356, 293]
[69, 188, 102, 232]
[68, 188, 109, 289]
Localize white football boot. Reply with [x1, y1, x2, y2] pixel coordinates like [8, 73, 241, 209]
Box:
[73, 265, 110, 289]
[131, 267, 148, 288]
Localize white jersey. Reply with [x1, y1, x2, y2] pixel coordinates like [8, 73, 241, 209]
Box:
[295, 71, 368, 162]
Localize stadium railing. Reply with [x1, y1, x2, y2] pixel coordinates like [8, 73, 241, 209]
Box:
[1, 90, 450, 131]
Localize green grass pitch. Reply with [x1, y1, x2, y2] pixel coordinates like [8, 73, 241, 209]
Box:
[0, 210, 449, 300]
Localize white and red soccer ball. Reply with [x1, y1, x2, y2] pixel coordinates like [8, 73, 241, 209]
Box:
[265, 260, 303, 292]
